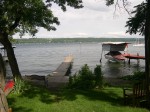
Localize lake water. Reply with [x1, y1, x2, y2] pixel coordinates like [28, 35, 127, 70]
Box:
[6, 42, 145, 78]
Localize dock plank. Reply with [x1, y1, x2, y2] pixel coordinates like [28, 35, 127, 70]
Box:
[123, 53, 145, 60]
[46, 55, 73, 89]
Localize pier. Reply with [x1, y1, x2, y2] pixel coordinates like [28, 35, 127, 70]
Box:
[23, 55, 73, 89]
[45, 55, 73, 89]
[123, 53, 145, 64]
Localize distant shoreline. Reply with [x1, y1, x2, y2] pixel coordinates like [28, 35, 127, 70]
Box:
[12, 37, 144, 44]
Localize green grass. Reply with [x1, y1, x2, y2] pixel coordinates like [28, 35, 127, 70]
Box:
[7, 84, 149, 112]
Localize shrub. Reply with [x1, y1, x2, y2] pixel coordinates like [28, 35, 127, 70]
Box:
[94, 65, 103, 88]
[13, 78, 26, 94]
[68, 64, 103, 90]
[121, 71, 145, 83]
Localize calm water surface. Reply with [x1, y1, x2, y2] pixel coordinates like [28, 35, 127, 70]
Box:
[6, 42, 145, 78]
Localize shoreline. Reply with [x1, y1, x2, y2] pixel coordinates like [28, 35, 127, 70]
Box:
[23, 75, 131, 89]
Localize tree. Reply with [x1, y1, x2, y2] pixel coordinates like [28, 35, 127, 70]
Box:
[0, 0, 83, 79]
[105, 0, 150, 108]
[126, 1, 150, 107]
[144, 0, 150, 108]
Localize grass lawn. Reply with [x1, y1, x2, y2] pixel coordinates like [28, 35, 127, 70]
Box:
[7, 84, 149, 112]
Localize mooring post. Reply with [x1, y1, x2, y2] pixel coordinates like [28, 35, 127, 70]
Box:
[137, 53, 140, 64]
[100, 49, 103, 63]
[128, 58, 130, 65]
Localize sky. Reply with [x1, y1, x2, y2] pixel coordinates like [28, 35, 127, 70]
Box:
[15, 0, 143, 38]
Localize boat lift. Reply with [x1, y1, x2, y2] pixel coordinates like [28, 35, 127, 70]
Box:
[100, 42, 145, 64]
[100, 42, 129, 63]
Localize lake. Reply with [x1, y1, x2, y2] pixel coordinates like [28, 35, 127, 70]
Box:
[6, 42, 145, 78]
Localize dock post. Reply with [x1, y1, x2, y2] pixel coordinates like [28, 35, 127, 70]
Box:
[137, 53, 140, 64]
[128, 58, 130, 65]
[100, 49, 103, 63]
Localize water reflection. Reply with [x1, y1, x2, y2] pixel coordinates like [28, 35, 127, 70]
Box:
[103, 61, 124, 78]
[102, 60, 145, 78]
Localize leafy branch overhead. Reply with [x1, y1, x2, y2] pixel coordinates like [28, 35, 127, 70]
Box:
[0, 0, 83, 79]
[105, 0, 150, 108]
[0, 0, 83, 37]
[106, 0, 114, 6]
[105, 0, 147, 36]
[126, 2, 147, 35]
[46, 0, 83, 11]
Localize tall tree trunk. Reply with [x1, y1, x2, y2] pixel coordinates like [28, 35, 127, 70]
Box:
[0, 34, 22, 79]
[0, 54, 6, 89]
[145, 0, 150, 108]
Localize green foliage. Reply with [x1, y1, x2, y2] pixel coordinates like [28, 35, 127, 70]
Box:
[0, 0, 83, 37]
[68, 64, 103, 90]
[0, 0, 83, 80]
[69, 64, 95, 89]
[94, 65, 103, 88]
[13, 78, 26, 94]
[121, 71, 145, 83]
[104, 0, 147, 36]
[46, 0, 83, 11]
[8, 85, 149, 112]
[13, 37, 140, 44]
[126, 2, 147, 35]
[106, 0, 114, 6]
[9, 37, 16, 43]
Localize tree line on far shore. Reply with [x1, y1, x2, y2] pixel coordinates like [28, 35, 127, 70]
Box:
[11, 38, 143, 44]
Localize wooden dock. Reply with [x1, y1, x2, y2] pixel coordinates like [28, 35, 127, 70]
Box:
[123, 53, 145, 64]
[45, 55, 73, 89]
[123, 53, 145, 59]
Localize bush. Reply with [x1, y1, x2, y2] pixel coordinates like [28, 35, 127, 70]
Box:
[68, 64, 103, 90]
[94, 65, 103, 88]
[121, 71, 145, 83]
[13, 78, 26, 94]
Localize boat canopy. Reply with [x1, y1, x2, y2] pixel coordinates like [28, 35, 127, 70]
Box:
[102, 42, 129, 51]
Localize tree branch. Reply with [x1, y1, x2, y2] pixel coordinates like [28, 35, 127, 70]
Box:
[122, 0, 132, 17]
[9, 17, 21, 32]
[113, 0, 132, 17]
[114, 0, 118, 12]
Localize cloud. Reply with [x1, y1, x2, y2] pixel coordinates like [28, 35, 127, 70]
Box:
[51, 0, 112, 21]
[102, 31, 143, 38]
[13, 0, 143, 39]
[74, 32, 89, 37]
[104, 31, 126, 37]
[83, 0, 110, 12]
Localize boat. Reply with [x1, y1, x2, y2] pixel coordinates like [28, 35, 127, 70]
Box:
[105, 51, 126, 62]
[100, 42, 129, 62]
[0, 46, 16, 62]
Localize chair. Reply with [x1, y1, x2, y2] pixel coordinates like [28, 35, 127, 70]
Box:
[123, 81, 146, 106]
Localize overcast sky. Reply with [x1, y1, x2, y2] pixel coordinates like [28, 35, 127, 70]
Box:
[15, 0, 144, 38]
